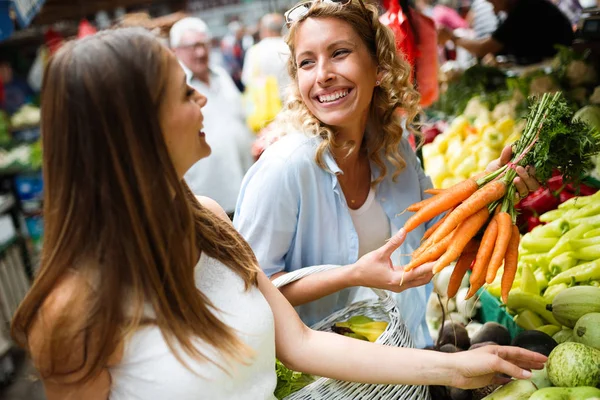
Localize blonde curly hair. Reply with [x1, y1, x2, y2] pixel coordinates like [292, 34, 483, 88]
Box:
[277, 0, 422, 185]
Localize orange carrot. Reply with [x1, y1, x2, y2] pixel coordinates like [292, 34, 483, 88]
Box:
[422, 207, 455, 240]
[501, 225, 521, 303]
[406, 195, 438, 212]
[403, 178, 479, 233]
[427, 180, 506, 245]
[447, 251, 477, 298]
[485, 212, 513, 284]
[431, 207, 490, 274]
[405, 231, 455, 272]
[424, 188, 445, 195]
[466, 220, 498, 299]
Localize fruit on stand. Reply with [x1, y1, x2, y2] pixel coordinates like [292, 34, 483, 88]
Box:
[330, 315, 388, 343]
[486, 191, 600, 329]
[511, 330, 558, 357]
[481, 379, 537, 399]
[470, 322, 511, 347]
[547, 286, 600, 328]
[406, 92, 600, 306]
[422, 98, 523, 189]
[546, 342, 600, 388]
[572, 312, 600, 349]
[529, 386, 600, 400]
[553, 328, 574, 344]
[529, 366, 552, 390]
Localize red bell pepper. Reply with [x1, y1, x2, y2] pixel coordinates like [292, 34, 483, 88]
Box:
[519, 188, 560, 214]
[559, 190, 576, 203]
[527, 215, 542, 231]
[546, 175, 564, 193]
[565, 183, 598, 196]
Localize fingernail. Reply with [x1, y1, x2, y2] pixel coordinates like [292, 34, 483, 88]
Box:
[521, 370, 532, 378]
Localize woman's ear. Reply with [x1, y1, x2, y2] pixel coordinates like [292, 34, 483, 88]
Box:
[376, 69, 385, 85]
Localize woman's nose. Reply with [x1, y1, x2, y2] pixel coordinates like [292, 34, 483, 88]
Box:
[196, 92, 207, 108]
[316, 61, 335, 85]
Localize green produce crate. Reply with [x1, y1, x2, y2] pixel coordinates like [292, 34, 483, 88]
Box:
[476, 288, 523, 340]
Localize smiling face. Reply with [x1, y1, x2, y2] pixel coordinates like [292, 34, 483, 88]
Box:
[159, 53, 210, 178]
[293, 17, 379, 132]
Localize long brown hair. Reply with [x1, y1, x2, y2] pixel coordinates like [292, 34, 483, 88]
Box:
[11, 28, 258, 382]
[278, 0, 422, 185]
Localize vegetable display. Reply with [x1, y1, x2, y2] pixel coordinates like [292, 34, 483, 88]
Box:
[406, 92, 600, 303]
[274, 360, 315, 400]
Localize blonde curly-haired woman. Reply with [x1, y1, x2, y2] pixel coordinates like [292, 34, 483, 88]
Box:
[234, 0, 539, 348]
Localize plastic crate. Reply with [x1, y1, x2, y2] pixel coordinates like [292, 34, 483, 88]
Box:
[476, 288, 523, 340]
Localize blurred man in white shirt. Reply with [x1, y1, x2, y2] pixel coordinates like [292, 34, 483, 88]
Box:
[241, 13, 291, 101]
[171, 17, 254, 217]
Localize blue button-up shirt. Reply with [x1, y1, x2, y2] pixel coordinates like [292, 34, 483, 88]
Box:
[234, 132, 437, 348]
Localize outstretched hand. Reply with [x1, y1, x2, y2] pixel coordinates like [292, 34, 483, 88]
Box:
[485, 145, 541, 200]
[449, 345, 547, 389]
[352, 229, 433, 292]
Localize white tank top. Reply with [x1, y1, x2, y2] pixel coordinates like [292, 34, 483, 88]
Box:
[109, 253, 277, 400]
[348, 188, 391, 257]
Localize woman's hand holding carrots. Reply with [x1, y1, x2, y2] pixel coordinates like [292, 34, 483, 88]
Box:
[485, 145, 541, 199]
[350, 229, 435, 292]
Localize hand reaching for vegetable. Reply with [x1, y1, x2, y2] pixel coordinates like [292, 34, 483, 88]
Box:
[351, 229, 433, 292]
[485, 145, 541, 200]
[448, 345, 547, 389]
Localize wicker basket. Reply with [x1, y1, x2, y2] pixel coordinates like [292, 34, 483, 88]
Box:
[273, 265, 431, 400]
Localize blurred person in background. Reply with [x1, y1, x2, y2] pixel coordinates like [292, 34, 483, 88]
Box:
[466, 0, 499, 39]
[242, 13, 291, 101]
[416, 0, 469, 29]
[171, 17, 254, 218]
[438, 0, 574, 64]
[221, 20, 252, 92]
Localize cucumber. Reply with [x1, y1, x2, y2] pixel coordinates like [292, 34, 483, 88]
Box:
[547, 286, 600, 328]
[481, 379, 537, 399]
[547, 342, 600, 388]
[529, 386, 600, 400]
[553, 328, 574, 344]
[573, 312, 600, 350]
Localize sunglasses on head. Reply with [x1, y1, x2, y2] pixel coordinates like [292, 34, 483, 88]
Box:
[284, 0, 369, 25]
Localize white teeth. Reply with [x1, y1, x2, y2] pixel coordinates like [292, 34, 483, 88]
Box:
[319, 90, 349, 103]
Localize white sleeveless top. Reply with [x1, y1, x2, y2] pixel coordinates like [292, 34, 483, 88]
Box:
[348, 188, 391, 257]
[109, 253, 277, 400]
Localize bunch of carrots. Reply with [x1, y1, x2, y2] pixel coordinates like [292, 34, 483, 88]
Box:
[401, 92, 600, 304]
[402, 175, 520, 304]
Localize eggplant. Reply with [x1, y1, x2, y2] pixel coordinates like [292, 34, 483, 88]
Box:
[511, 330, 558, 356]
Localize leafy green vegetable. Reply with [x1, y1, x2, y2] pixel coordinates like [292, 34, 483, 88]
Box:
[518, 92, 600, 184]
[275, 359, 316, 399]
[435, 64, 512, 117]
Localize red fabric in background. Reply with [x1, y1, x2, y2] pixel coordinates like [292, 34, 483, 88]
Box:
[380, 1, 439, 107]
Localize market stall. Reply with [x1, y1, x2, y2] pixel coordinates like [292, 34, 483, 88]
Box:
[411, 25, 600, 399]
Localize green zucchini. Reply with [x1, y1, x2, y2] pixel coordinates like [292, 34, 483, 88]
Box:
[547, 286, 600, 328]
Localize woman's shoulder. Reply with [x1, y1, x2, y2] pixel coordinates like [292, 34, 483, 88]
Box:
[261, 130, 318, 160]
[28, 272, 123, 377]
